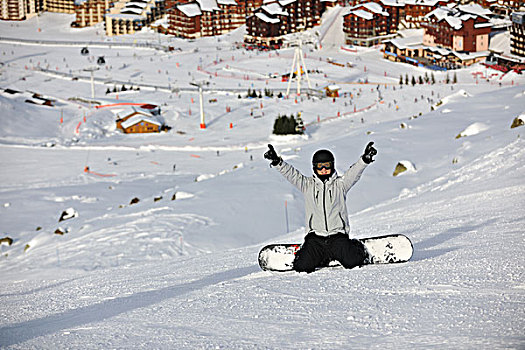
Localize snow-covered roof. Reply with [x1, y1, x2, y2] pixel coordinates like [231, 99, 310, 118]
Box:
[379, 0, 404, 7]
[255, 12, 280, 23]
[279, 0, 296, 6]
[344, 2, 389, 18]
[457, 3, 492, 18]
[474, 22, 493, 29]
[353, 2, 389, 16]
[217, 0, 237, 5]
[121, 115, 161, 129]
[177, 3, 202, 17]
[404, 0, 441, 6]
[121, 8, 143, 15]
[262, 2, 288, 16]
[426, 5, 492, 30]
[105, 13, 144, 19]
[346, 9, 374, 20]
[196, 0, 220, 12]
[127, 2, 148, 8]
[384, 35, 424, 50]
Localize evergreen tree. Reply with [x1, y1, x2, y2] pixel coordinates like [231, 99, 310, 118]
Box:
[272, 114, 303, 135]
[411, 76, 416, 86]
[453, 72, 458, 84]
[400, 75, 404, 85]
[431, 72, 436, 84]
[418, 76, 424, 85]
[405, 74, 409, 85]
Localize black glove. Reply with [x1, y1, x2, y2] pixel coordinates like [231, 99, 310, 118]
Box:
[362, 142, 377, 164]
[264, 144, 281, 166]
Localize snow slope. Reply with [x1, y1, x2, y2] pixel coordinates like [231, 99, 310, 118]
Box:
[0, 11, 524, 349]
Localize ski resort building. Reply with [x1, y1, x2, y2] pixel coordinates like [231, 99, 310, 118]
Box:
[510, 12, 525, 57]
[478, 0, 525, 16]
[44, 0, 75, 13]
[383, 35, 489, 70]
[104, 0, 165, 36]
[400, 0, 453, 29]
[342, 2, 397, 47]
[167, 0, 246, 39]
[72, 0, 111, 27]
[244, 0, 323, 49]
[1, 0, 43, 20]
[422, 3, 493, 53]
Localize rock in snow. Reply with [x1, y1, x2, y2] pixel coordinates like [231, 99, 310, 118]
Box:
[58, 207, 78, 222]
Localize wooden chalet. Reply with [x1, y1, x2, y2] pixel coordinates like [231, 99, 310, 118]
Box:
[422, 3, 493, 53]
[116, 107, 162, 133]
[325, 84, 340, 97]
[343, 2, 397, 47]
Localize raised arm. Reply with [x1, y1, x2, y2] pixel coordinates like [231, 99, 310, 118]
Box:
[264, 144, 309, 192]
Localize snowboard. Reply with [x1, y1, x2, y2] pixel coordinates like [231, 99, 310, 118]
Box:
[258, 234, 413, 272]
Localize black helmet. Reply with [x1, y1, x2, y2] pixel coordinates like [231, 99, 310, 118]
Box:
[312, 149, 334, 165]
[312, 149, 334, 181]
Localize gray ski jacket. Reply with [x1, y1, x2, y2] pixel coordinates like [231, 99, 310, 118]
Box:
[275, 157, 368, 237]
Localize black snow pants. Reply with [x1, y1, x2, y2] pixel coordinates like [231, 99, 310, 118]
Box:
[293, 232, 366, 273]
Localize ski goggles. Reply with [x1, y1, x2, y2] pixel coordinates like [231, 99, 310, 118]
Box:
[314, 162, 333, 170]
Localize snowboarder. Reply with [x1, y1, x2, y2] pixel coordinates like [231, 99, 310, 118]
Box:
[263, 142, 377, 273]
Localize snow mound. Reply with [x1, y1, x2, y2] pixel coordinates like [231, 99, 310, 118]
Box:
[455, 122, 489, 139]
[432, 89, 471, 110]
[513, 90, 525, 99]
[173, 191, 194, 200]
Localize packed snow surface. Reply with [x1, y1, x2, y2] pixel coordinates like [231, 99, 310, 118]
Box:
[0, 11, 524, 349]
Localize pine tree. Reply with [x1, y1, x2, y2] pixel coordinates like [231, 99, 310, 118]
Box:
[453, 72, 458, 84]
[411, 76, 416, 86]
[400, 75, 404, 85]
[418, 76, 424, 85]
[405, 74, 409, 85]
[431, 72, 436, 84]
[273, 114, 303, 135]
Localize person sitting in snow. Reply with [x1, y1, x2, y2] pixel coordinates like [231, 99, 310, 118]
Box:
[264, 142, 377, 273]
